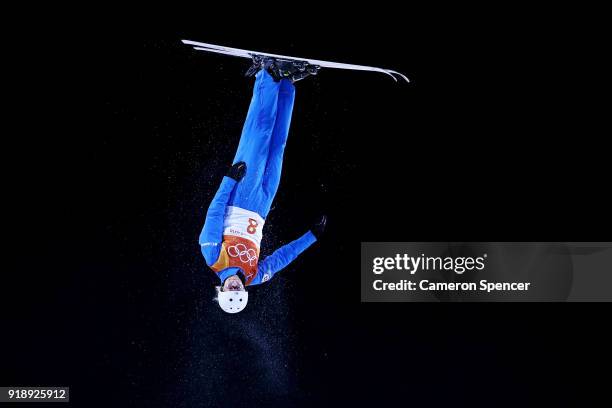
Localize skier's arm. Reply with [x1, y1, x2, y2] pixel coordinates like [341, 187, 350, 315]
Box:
[251, 231, 318, 284]
[199, 163, 247, 266]
[199, 176, 237, 265]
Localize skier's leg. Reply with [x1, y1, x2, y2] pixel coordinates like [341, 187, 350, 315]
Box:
[228, 70, 281, 212]
[260, 78, 296, 217]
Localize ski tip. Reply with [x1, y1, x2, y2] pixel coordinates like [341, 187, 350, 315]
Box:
[386, 70, 410, 83]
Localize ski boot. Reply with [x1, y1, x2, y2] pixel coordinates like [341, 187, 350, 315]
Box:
[287, 60, 320, 82]
[244, 54, 265, 77]
[270, 58, 320, 82]
[245, 55, 319, 82]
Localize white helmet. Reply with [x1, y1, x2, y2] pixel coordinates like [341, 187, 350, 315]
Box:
[217, 289, 249, 313]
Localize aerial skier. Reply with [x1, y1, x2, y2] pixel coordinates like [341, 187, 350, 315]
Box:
[199, 58, 326, 313]
[187, 40, 408, 313]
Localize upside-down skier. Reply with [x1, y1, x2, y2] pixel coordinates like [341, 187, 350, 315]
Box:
[199, 58, 327, 313]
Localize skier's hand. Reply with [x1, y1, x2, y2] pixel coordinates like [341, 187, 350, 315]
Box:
[227, 162, 247, 182]
[311, 215, 327, 239]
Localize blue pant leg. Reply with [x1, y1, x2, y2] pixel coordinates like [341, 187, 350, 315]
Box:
[228, 70, 280, 213]
[259, 79, 296, 217]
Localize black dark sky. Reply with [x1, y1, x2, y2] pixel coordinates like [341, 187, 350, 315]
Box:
[2, 10, 611, 408]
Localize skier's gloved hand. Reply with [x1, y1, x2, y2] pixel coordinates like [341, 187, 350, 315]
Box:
[311, 215, 327, 239]
[227, 162, 247, 182]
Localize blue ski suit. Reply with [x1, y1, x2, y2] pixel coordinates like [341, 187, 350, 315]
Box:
[199, 70, 317, 286]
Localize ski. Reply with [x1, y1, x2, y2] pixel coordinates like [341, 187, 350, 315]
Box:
[181, 40, 409, 83]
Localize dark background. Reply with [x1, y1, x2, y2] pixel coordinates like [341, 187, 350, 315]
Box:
[2, 11, 610, 407]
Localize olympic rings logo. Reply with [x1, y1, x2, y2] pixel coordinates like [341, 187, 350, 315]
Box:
[227, 243, 257, 266]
